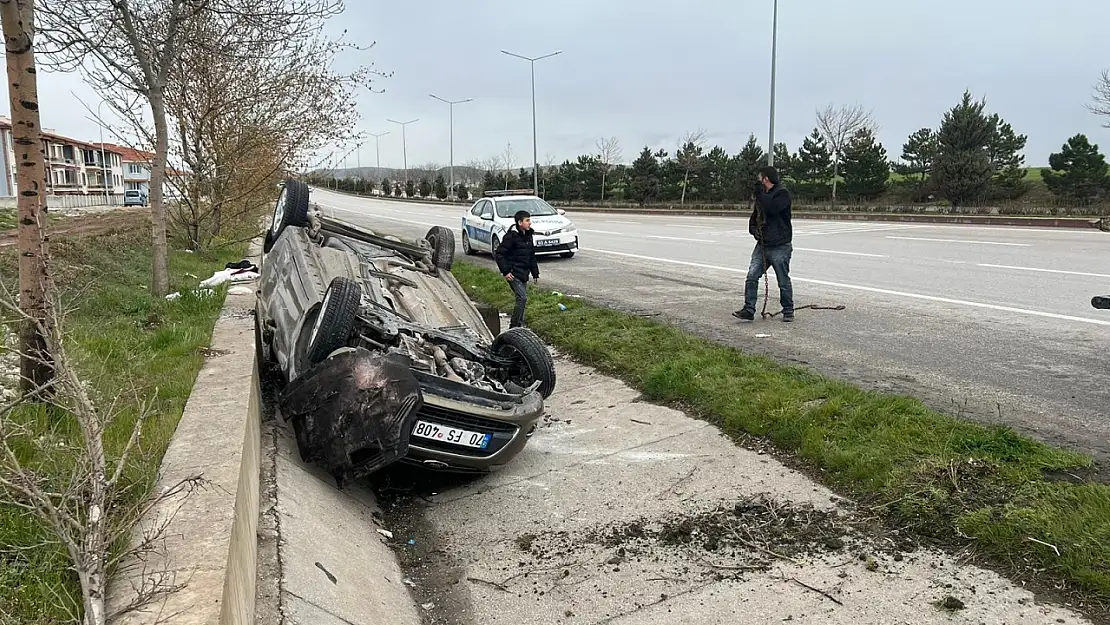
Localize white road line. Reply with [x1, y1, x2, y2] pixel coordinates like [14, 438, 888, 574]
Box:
[581, 229, 626, 236]
[793, 248, 887, 258]
[323, 204, 444, 228]
[798, 225, 927, 236]
[584, 248, 1110, 327]
[977, 263, 1110, 279]
[646, 235, 715, 243]
[885, 235, 1030, 247]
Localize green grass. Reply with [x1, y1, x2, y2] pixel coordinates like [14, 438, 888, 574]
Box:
[0, 223, 244, 622]
[0, 209, 14, 231]
[453, 261, 1110, 606]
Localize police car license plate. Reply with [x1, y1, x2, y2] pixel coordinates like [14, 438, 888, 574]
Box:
[412, 420, 491, 449]
[535, 238, 560, 248]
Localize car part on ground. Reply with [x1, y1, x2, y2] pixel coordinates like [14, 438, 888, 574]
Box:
[1093, 295, 1110, 309]
[278, 349, 423, 487]
[257, 178, 556, 477]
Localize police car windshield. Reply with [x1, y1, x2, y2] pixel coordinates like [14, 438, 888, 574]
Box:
[495, 198, 559, 219]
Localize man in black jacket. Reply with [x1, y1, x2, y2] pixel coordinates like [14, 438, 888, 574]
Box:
[495, 210, 540, 328]
[733, 165, 795, 322]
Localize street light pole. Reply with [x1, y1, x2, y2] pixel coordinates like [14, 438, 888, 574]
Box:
[430, 94, 473, 200]
[97, 99, 110, 204]
[501, 49, 562, 193]
[367, 132, 389, 183]
[767, 0, 779, 166]
[387, 118, 419, 194]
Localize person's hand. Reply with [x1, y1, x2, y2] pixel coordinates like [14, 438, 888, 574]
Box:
[505, 273, 514, 281]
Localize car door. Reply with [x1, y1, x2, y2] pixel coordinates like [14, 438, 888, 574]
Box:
[463, 201, 482, 243]
[477, 200, 496, 250]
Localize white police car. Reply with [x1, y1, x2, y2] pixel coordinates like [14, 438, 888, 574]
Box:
[461, 189, 579, 259]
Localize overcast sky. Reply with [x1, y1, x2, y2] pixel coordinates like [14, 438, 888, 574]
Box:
[18, 0, 1110, 170]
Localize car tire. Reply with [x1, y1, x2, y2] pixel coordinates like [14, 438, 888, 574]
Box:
[254, 304, 269, 366]
[492, 327, 557, 399]
[462, 230, 476, 256]
[305, 277, 362, 367]
[491, 235, 500, 257]
[265, 178, 311, 253]
[560, 251, 575, 259]
[425, 226, 455, 270]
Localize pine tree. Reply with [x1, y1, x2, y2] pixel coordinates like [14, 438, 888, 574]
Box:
[735, 135, 766, 200]
[481, 170, 497, 194]
[434, 174, 448, 199]
[1041, 134, 1110, 203]
[456, 183, 469, 201]
[381, 178, 392, 196]
[703, 146, 731, 201]
[900, 128, 939, 183]
[934, 91, 994, 206]
[792, 129, 834, 200]
[418, 177, 432, 198]
[841, 129, 890, 200]
[986, 114, 1029, 199]
[627, 146, 662, 205]
[772, 142, 793, 181]
[406, 179, 417, 198]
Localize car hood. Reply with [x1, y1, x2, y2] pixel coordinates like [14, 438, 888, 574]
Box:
[529, 215, 572, 235]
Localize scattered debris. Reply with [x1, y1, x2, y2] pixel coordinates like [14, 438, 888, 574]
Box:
[935, 595, 966, 612]
[630, 418, 652, 425]
[228, 285, 254, 296]
[377, 528, 394, 539]
[782, 573, 843, 606]
[755, 333, 772, 339]
[314, 561, 338, 584]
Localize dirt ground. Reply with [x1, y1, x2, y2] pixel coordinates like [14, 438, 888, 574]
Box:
[0, 208, 149, 247]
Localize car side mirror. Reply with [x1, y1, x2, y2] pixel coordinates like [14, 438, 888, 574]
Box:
[481, 214, 494, 221]
[556, 208, 566, 215]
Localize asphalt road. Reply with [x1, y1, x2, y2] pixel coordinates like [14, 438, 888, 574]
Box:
[309, 188, 1110, 462]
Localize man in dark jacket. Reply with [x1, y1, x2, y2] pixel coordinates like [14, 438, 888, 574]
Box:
[495, 210, 540, 328]
[733, 166, 795, 322]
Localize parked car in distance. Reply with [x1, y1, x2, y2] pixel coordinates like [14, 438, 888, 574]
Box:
[123, 189, 148, 207]
[461, 189, 579, 259]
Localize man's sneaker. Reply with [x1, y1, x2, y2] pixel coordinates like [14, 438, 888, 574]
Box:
[782, 312, 795, 323]
[732, 309, 755, 321]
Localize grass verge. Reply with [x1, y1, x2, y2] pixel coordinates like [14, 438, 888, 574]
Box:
[0, 221, 244, 622]
[453, 260, 1110, 609]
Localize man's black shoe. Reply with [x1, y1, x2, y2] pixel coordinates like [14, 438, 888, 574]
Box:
[782, 312, 795, 323]
[733, 310, 755, 321]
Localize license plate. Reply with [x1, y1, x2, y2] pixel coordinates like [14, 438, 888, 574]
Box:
[535, 238, 561, 248]
[412, 420, 492, 449]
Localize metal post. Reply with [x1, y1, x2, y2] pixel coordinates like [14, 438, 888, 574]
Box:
[368, 132, 389, 185]
[430, 95, 473, 199]
[387, 118, 419, 193]
[501, 49, 562, 193]
[767, 0, 779, 167]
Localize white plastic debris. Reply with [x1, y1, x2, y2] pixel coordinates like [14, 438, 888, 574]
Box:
[200, 268, 261, 288]
[376, 528, 394, 539]
[227, 285, 253, 296]
[755, 333, 772, 338]
[165, 288, 216, 300]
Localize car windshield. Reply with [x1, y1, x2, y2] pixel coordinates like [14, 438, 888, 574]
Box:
[495, 198, 559, 219]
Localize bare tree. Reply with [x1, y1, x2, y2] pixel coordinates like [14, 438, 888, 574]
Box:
[0, 291, 204, 624]
[1090, 70, 1110, 127]
[540, 152, 558, 198]
[596, 137, 622, 201]
[678, 129, 707, 205]
[502, 142, 515, 189]
[1, 0, 55, 395]
[815, 103, 877, 205]
[36, 0, 210, 297]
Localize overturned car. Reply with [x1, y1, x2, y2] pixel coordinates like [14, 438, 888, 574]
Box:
[256, 179, 556, 485]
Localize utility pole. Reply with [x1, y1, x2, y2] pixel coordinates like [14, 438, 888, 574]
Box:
[767, 0, 779, 166]
[430, 94, 473, 200]
[97, 100, 110, 204]
[501, 49, 562, 193]
[387, 118, 419, 193]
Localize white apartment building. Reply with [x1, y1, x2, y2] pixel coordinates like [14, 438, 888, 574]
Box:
[0, 116, 125, 198]
[97, 143, 186, 200]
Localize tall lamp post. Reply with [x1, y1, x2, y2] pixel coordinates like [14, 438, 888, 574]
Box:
[500, 49, 562, 194]
[767, 0, 779, 166]
[96, 99, 110, 204]
[368, 131, 389, 178]
[387, 118, 419, 192]
[429, 94, 473, 200]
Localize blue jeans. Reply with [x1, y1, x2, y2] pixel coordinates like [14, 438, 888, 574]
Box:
[743, 242, 794, 314]
[508, 278, 528, 328]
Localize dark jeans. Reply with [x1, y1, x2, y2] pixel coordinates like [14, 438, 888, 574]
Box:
[742, 242, 794, 314]
[508, 277, 528, 328]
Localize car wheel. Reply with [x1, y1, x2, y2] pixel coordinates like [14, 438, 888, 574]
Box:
[492, 327, 557, 399]
[491, 235, 500, 256]
[254, 304, 270, 366]
[305, 277, 361, 367]
[425, 225, 456, 270]
[265, 178, 311, 253]
[462, 230, 476, 255]
[560, 251, 575, 259]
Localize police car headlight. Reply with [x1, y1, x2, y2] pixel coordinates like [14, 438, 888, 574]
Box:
[563, 223, 577, 233]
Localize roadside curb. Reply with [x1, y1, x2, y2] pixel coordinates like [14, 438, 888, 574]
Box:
[107, 249, 262, 625]
[313, 187, 1105, 230]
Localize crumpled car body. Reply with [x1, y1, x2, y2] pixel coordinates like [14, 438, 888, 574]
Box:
[257, 179, 554, 480]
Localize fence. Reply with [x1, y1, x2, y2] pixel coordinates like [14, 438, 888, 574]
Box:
[0, 194, 125, 210]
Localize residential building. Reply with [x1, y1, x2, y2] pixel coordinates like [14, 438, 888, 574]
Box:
[96, 143, 185, 200]
[0, 116, 124, 198]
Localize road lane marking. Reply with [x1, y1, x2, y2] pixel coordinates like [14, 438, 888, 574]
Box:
[793, 248, 886, 258]
[977, 264, 1110, 279]
[322, 204, 444, 228]
[583, 248, 1110, 327]
[581, 229, 625, 236]
[646, 235, 715, 243]
[885, 235, 1030, 247]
